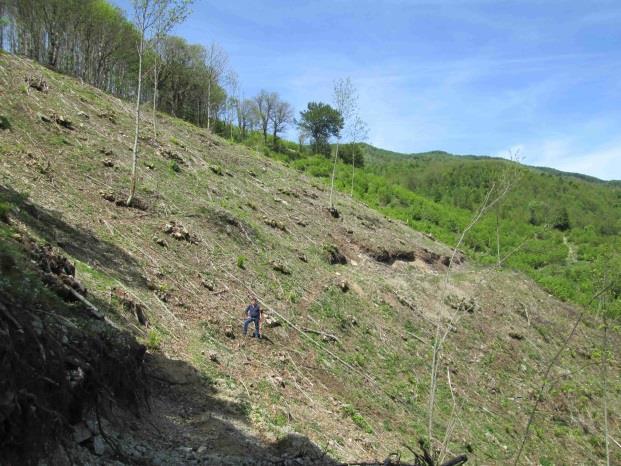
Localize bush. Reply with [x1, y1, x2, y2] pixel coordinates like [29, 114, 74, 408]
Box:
[342, 404, 373, 434]
[237, 255, 246, 269]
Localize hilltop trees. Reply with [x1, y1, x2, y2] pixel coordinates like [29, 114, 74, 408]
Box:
[297, 102, 343, 157]
[2, 0, 137, 93]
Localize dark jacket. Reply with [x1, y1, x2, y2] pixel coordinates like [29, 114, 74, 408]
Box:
[246, 303, 261, 318]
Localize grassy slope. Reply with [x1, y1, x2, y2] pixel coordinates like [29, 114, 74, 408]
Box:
[0, 53, 620, 465]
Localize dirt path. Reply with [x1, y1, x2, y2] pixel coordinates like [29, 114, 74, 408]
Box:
[563, 235, 577, 263]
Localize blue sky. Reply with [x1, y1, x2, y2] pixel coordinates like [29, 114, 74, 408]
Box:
[111, 0, 621, 180]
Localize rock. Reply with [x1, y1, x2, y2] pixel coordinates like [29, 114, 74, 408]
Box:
[209, 165, 223, 176]
[77, 111, 89, 119]
[271, 261, 291, 275]
[274, 376, 286, 388]
[323, 244, 347, 265]
[51, 113, 75, 130]
[197, 446, 207, 454]
[201, 278, 215, 290]
[97, 111, 117, 124]
[157, 148, 184, 164]
[264, 315, 281, 328]
[100, 190, 116, 203]
[444, 294, 479, 313]
[338, 280, 349, 292]
[224, 326, 235, 339]
[153, 237, 168, 247]
[25, 75, 49, 92]
[509, 331, 524, 340]
[264, 217, 288, 232]
[162, 221, 198, 243]
[38, 112, 52, 123]
[92, 435, 106, 456]
[111, 287, 148, 326]
[72, 422, 92, 444]
[327, 207, 340, 218]
[102, 159, 114, 167]
[297, 253, 308, 263]
[208, 351, 219, 363]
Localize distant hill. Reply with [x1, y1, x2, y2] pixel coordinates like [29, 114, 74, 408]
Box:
[363, 143, 619, 184]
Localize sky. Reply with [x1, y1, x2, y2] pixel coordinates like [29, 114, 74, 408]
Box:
[110, 0, 621, 180]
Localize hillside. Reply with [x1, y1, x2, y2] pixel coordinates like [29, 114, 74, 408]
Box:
[284, 143, 621, 316]
[0, 54, 620, 465]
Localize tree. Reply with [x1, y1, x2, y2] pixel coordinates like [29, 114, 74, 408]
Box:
[270, 99, 293, 146]
[234, 97, 255, 139]
[330, 77, 357, 207]
[347, 115, 368, 196]
[204, 42, 228, 130]
[297, 102, 343, 157]
[150, 0, 193, 140]
[127, 0, 191, 206]
[254, 90, 277, 144]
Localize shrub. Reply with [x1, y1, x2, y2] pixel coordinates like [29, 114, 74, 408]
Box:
[237, 255, 246, 269]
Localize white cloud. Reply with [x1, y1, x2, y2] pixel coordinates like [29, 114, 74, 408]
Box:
[497, 138, 621, 180]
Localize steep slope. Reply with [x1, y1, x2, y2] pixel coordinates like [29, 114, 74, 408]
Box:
[0, 54, 619, 465]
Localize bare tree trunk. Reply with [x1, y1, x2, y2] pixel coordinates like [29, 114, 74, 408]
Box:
[152, 53, 158, 141]
[602, 305, 610, 466]
[350, 141, 356, 197]
[329, 140, 340, 209]
[207, 78, 211, 130]
[496, 210, 501, 266]
[127, 33, 144, 207]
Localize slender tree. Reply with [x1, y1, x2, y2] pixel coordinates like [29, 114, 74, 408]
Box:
[348, 116, 368, 196]
[330, 77, 357, 208]
[127, 0, 190, 206]
[204, 42, 228, 130]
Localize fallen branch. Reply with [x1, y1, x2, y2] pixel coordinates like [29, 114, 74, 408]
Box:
[302, 327, 340, 343]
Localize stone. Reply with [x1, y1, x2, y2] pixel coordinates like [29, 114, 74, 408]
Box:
[224, 326, 235, 339]
[327, 207, 340, 218]
[271, 261, 291, 275]
[208, 351, 219, 363]
[264, 315, 281, 328]
[93, 435, 106, 456]
[72, 422, 92, 444]
[102, 159, 114, 167]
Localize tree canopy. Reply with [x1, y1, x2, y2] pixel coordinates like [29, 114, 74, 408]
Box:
[297, 102, 343, 156]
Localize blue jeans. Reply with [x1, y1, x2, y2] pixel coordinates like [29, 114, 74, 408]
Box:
[243, 317, 260, 338]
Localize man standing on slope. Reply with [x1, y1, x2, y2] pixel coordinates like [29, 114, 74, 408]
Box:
[242, 298, 262, 339]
